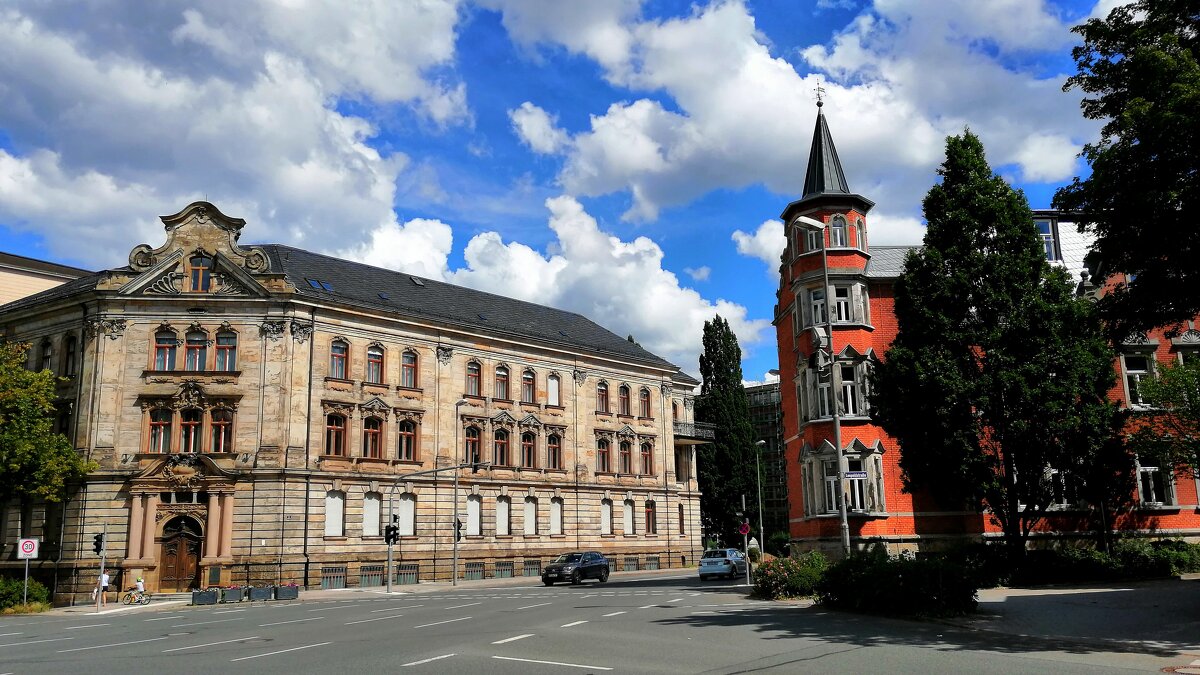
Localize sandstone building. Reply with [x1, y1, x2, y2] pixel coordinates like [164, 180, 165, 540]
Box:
[0, 202, 710, 598]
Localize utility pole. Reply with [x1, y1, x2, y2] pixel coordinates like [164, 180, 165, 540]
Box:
[741, 494, 751, 585]
[755, 440, 766, 550]
[94, 523, 106, 613]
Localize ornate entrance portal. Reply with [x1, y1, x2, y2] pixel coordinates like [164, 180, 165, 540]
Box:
[159, 515, 203, 591]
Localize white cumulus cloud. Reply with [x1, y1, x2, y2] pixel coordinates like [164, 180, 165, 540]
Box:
[509, 102, 570, 155]
[732, 219, 785, 277]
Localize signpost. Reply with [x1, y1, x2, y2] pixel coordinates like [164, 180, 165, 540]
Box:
[17, 538, 39, 605]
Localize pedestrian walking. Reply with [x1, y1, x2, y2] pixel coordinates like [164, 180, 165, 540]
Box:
[98, 571, 110, 607]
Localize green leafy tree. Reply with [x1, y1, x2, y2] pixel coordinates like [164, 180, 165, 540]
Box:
[871, 131, 1128, 558]
[1054, 0, 1200, 339]
[0, 342, 95, 536]
[695, 316, 757, 547]
[1130, 358, 1200, 476]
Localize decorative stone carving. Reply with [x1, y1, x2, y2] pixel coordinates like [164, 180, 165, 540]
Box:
[85, 318, 126, 341]
[359, 397, 391, 417]
[155, 503, 206, 521]
[320, 400, 355, 415]
[394, 408, 424, 423]
[213, 273, 249, 296]
[492, 411, 516, 428]
[290, 321, 313, 343]
[659, 384, 673, 397]
[1179, 330, 1200, 343]
[161, 453, 206, 488]
[436, 345, 453, 365]
[176, 381, 207, 408]
[683, 396, 694, 411]
[573, 369, 587, 386]
[261, 321, 286, 341]
[144, 271, 183, 295]
[518, 413, 541, 430]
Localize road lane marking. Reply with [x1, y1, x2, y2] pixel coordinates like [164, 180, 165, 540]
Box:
[602, 611, 626, 617]
[144, 615, 186, 621]
[170, 618, 243, 628]
[0, 637, 73, 648]
[259, 617, 322, 627]
[668, 598, 684, 603]
[581, 594, 596, 599]
[65, 623, 110, 630]
[638, 604, 655, 609]
[413, 617, 471, 629]
[444, 602, 481, 610]
[492, 634, 534, 644]
[214, 609, 246, 615]
[0, 633, 20, 637]
[57, 636, 169, 653]
[230, 641, 331, 662]
[515, 602, 551, 610]
[401, 653, 456, 667]
[560, 620, 588, 628]
[308, 604, 359, 612]
[371, 604, 424, 613]
[163, 636, 262, 652]
[492, 655, 612, 671]
[345, 614, 405, 625]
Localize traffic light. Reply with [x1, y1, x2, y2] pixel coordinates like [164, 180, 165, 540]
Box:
[384, 524, 399, 545]
[92, 533, 105, 555]
[454, 518, 463, 542]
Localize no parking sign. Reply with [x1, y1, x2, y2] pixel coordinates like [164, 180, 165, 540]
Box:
[17, 538, 38, 560]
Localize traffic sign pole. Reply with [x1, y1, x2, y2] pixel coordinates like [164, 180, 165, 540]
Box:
[17, 538, 39, 606]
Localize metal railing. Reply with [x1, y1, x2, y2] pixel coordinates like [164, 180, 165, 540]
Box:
[673, 421, 716, 440]
[464, 562, 485, 581]
[522, 559, 541, 577]
[645, 556, 660, 570]
[320, 565, 347, 590]
[623, 556, 639, 572]
[359, 564, 385, 588]
[395, 563, 419, 585]
[494, 561, 514, 578]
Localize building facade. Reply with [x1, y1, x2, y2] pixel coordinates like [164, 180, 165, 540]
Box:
[774, 104, 1200, 554]
[0, 202, 710, 599]
[745, 382, 788, 545]
[0, 251, 91, 306]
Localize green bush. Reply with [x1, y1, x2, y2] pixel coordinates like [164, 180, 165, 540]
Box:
[1113, 538, 1200, 577]
[767, 531, 791, 557]
[0, 576, 49, 610]
[817, 549, 978, 617]
[747, 547, 762, 564]
[752, 552, 826, 600]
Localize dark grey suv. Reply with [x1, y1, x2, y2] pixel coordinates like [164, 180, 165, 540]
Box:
[541, 551, 611, 585]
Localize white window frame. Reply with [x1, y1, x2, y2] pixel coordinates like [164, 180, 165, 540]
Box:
[846, 459, 866, 511]
[822, 461, 839, 514]
[496, 496, 511, 536]
[324, 490, 345, 537]
[467, 494, 482, 536]
[806, 227, 823, 252]
[550, 497, 564, 535]
[623, 499, 635, 535]
[547, 374, 561, 406]
[834, 287, 851, 323]
[830, 216, 848, 247]
[600, 498, 613, 535]
[1122, 353, 1154, 407]
[840, 364, 859, 416]
[1137, 464, 1175, 506]
[524, 497, 539, 535]
[809, 288, 827, 327]
[397, 493, 416, 536]
[362, 492, 381, 537]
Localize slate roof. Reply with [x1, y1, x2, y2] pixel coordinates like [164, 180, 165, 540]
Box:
[863, 246, 918, 279]
[259, 244, 686, 375]
[0, 271, 106, 313]
[802, 105, 851, 199]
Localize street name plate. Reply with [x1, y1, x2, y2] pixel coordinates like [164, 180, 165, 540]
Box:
[845, 471, 868, 478]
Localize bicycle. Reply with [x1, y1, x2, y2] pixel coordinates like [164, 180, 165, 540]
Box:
[120, 588, 153, 605]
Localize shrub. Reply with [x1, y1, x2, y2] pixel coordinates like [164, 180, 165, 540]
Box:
[0, 576, 49, 610]
[817, 549, 978, 617]
[943, 542, 1014, 588]
[767, 531, 791, 557]
[747, 547, 762, 564]
[1114, 538, 1200, 577]
[753, 551, 826, 600]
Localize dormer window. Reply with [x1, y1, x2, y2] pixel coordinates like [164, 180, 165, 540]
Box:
[189, 254, 213, 292]
[1035, 219, 1059, 261]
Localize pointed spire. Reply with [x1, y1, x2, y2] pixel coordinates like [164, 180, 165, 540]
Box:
[801, 101, 851, 198]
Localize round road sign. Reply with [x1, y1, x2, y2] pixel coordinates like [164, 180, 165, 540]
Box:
[17, 538, 39, 559]
[738, 522, 750, 536]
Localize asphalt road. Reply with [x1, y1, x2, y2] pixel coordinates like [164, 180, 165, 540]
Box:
[0, 573, 1188, 674]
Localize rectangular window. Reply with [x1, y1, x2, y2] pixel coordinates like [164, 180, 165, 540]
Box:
[817, 375, 833, 418]
[550, 498, 564, 535]
[1050, 468, 1078, 507]
[210, 410, 233, 453]
[330, 342, 347, 379]
[830, 221, 847, 247]
[467, 495, 482, 536]
[149, 409, 172, 453]
[397, 494, 416, 536]
[521, 371, 535, 403]
[810, 289, 827, 326]
[215, 333, 237, 371]
[547, 375, 561, 406]
[466, 363, 481, 396]
[324, 491, 345, 537]
[1124, 354, 1152, 406]
[1035, 219, 1058, 261]
[847, 459, 866, 511]
[834, 287, 851, 323]
[495, 367, 509, 400]
[180, 410, 202, 453]
[823, 460, 839, 513]
[401, 351, 417, 388]
[547, 435, 562, 470]
[496, 497, 511, 536]
[840, 365, 859, 416]
[363, 493, 380, 537]
[524, 498, 538, 535]
[806, 228, 823, 252]
[1138, 466, 1173, 506]
[644, 502, 657, 534]
[601, 499, 613, 535]
[397, 421, 416, 461]
[623, 500, 635, 534]
[366, 348, 384, 384]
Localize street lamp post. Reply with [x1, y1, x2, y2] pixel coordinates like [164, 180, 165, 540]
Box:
[451, 399, 468, 586]
[795, 215, 851, 557]
[754, 440, 766, 550]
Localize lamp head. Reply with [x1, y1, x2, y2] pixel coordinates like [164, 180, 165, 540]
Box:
[792, 215, 825, 230]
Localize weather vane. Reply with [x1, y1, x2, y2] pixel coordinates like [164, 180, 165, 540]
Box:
[814, 80, 826, 108]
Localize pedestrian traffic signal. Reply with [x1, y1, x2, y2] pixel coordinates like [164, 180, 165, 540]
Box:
[384, 524, 399, 545]
[92, 533, 105, 555]
[455, 518, 463, 542]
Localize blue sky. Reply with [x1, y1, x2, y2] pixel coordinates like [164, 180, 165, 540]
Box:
[0, 0, 1116, 382]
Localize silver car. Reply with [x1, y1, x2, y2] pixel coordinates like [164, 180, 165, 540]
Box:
[698, 548, 749, 581]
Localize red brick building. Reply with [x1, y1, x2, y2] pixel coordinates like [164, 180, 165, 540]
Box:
[774, 103, 1200, 554]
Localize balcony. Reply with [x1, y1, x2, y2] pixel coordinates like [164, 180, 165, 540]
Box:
[673, 421, 716, 444]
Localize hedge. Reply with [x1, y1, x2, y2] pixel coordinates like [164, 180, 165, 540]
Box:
[752, 552, 827, 600]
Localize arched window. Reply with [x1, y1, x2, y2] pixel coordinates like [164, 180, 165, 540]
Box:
[329, 340, 348, 379]
[645, 500, 657, 534]
[495, 365, 510, 400]
[397, 493, 416, 536]
[618, 385, 631, 415]
[154, 330, 177, 370]
[856, 218, 867, 249]
[466, 361, 481, 396]
[210, 409, 234, 453]
[619, 441, 633, 474]
[596, 382, 609, 413]
[215, 331, 237, 371]
[830, 215, 848, 247]
[324, 490, 345, 537]
[493, 429, 510, 466]
[521, 432, 537, 468]
[521, 369, 536, 403]
[639, 389, 651, 418]
[623, 499, 635, 534]
[39, 340, 53, 372]
[188, 254, 213, 292]
[63, 335, 77, 378]
[366, 345, 384, 384]
[325, 414, 346, 456]
[524, 496, 538, 535]
[547, 374, 561, 406]
[401, 350, 418, 388]
[496, 496, 511, 536]
[363, 492, 381, 537]
[600, 498, 613, 535]
[397, 420, 417, 461]
[465, 426, 481, 463]
[362, 417, 383, 458]
[149, 409, 172, 453]
[640, 442, 653, 475]
[546, 434, 562, 470]
[597, 439, 611, 473]
[180, 410, 202, 453]
[467, 495, 482, 536]
[550, 497, 564, 535]
[678, 503, 686, 535]
[185, 330, 207, 371]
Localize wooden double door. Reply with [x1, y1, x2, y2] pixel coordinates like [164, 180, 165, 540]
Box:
[159, 515, 203, 592]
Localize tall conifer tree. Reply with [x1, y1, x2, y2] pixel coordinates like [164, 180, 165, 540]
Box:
[695, 316, 757, 547]
[870, 132, 1128, 557]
